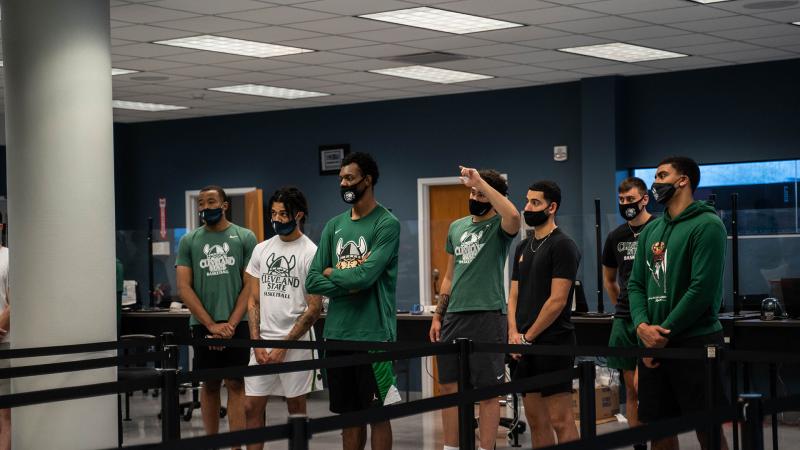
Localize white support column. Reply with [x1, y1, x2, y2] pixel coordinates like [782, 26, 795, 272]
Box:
[2, 0, 117, 448]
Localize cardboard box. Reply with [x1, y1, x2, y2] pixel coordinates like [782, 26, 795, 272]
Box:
[571, 386, 620, 422]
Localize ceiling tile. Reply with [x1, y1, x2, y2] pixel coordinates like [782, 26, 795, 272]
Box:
[431, 58, 517, 70]
[624, 5, 737, 24]
[397, 35, 492, 51]
[110, 4, 199, 23]
[574, 64, 658, 76]
[152, 16, 264, 33]
[284, 17, 397, 34]
[149, 0, 267, 15]
[268, 65, 350, 77]
[712, 48, 796, 63]
[345, 27, 447, 43]
[220, 6, 337, 25]
[215, 59, 301, 71]
[578, 0, 689, 15]
[753, 7, 800, 22]
[478, 65, 553, 76]
[518, 35, 609, 50]
[297, 0, 417, 15]
[323, 59, 409, 71]
[710, 24, 800, 40]
[268, 78, 340, 89]
[671, 16, 774, 33]
[537, 56, 618, 70]
[493, 50, 577, 64]
[631, 34, 727, 50]
[545, 16, 649, 34]
[495, 7, 605, 25]
[271, 51, 362, 65]
[315, 71, 390, 83]
[588, 26, 688, 41]
[313, 84, 382, 94]
[638, 55, 722, 69]
[156, 51, 254, 65]
[468, 25, 570, 41]
[278, 36, 377, 51]
[220, 26, 324, 43]
[748, 34, 800, 48]
[673, 41, 762, 56]
[334, 43, 427, 57]
[159, 65, 247, 78]
[209, 72, 295, 84]
[438, 0, 553, 15]
[160, 78, 237, 89]
[112, 24, 195, 42]
[449, 43, 539, 57]
[114, 43, 197, 57]
[362, 78, 432, 89]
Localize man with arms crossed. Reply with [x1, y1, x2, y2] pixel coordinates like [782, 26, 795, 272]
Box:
[429, 167, 520, 450]
[177, 186, 257, 445]
[306, 152, 401, 450]
[602, 177, 654, 450]
[243, 187, 322, 450]
[508, 181, 580, 447]
[629, 156, 728, 450]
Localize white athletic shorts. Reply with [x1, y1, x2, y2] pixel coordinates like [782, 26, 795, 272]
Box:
[244, 348, 321, 398]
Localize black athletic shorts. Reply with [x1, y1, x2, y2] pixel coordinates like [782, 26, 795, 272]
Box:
[510, 331, 576, 397]
[191, 322, 250, 379]
[437, 310, 507, 388]
[637, 330, 729, 423]
[325, 342, 400, 414]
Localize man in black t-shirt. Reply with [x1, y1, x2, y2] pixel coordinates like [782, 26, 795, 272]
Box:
[601, 177, 654, 448]
[508, 180, 580, 447]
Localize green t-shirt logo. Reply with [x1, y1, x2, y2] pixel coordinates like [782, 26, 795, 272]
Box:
[199, 242, 236, 276]
[454, 227, 487, 264]
[335, 236, 368, 269]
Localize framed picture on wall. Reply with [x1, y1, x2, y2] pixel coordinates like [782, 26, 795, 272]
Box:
[319, 144, 350, 175]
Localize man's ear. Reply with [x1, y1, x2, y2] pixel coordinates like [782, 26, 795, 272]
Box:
[642, 194, 650, 206]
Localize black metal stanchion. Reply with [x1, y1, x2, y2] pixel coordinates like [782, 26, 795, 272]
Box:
[769, 364, 779, 450]
[705, 345, 722, 450]
[594, 199, 604, 314]
[578, 361, 596, 440]
[288, 414, 311, 450]
[739, 393, 764, 450]
[456, 338, 475, 450]
[160, 344, 181, 442]
[731, 193, 741, 316]
[732, 361, 740, 450]
[147, 216, 155, 309]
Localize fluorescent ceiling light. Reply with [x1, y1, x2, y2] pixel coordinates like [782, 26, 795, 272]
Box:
[154, 35, 313, 58]
[559, 42, 688, 63]
[0, 61, 3, 67]
[359, 7, 523, 34]
[369, 65, 492, 83]
[112, 100, 187, 111]
[793, 21, 800, 26]
[688, 0, 733, 4]
[208, 84, 330, 99]
[111, 68, 139, 76]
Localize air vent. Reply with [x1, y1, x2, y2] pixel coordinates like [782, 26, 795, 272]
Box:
[383, 52, 469, 65]
[744, 0, 798, 9]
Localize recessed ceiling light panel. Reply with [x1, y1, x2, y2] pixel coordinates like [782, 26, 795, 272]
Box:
[559, 43, 688, 62]
[360, 7, 523, 34]
[112, 100, 187, 111]
[369, 65, 492, 83]
[154, 35, 314, 58]
[208, 84, 330, 99]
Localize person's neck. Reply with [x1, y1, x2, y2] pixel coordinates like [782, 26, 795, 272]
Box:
[628, 211, 652, 227]
[278, 229, 303, 242]
[533, 220, 557, 239]
[351, 195, 378, 220]
[667, 193, 694, 219]
[472, 209, 497, 223]
[205, 218, 231, 232]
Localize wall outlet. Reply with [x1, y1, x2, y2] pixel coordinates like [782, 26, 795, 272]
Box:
[554, 145, 568, 161]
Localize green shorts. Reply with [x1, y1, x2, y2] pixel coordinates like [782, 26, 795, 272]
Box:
[607, 317, 638, 371]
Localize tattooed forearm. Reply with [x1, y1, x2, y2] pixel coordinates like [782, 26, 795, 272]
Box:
[248, 294, 261, 340]
[286, 295, 323, 341]
[435, 293, 450, 317]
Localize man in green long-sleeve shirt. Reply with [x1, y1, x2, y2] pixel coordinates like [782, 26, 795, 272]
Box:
[306, 152, 400, 450]
[628, 156, 728, 450]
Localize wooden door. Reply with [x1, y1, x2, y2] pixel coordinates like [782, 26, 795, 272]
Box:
[244, 189, 264, 241]
[429, 184, 470, 396]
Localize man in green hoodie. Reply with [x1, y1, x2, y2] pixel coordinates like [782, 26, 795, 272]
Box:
[628, 156, 728, 450]
[306, 152, 400, 450]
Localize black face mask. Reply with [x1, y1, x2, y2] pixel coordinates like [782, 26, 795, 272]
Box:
[523, 208, 550, 227]
[272, 218, 297, 236]
[619, 198, 644, 221]
[468, 199, 492, 217]
[650, 182, 677, 205]
[199, 207, 224, 225]
[341, 177, 367, 204]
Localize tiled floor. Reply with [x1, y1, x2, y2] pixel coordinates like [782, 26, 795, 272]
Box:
[121, 389, 799, 449]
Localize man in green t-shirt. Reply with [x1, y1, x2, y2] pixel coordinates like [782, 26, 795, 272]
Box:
[176, 185, 257, 444]
[429, 167, 520, 450]
[306, 152, 400, 450]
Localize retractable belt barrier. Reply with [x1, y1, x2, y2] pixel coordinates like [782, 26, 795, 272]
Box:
[0, 334, 799, 450]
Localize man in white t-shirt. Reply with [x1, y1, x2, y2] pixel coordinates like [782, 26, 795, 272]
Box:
[243, 187, 323, 450]
[0, 213, 11, 450]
